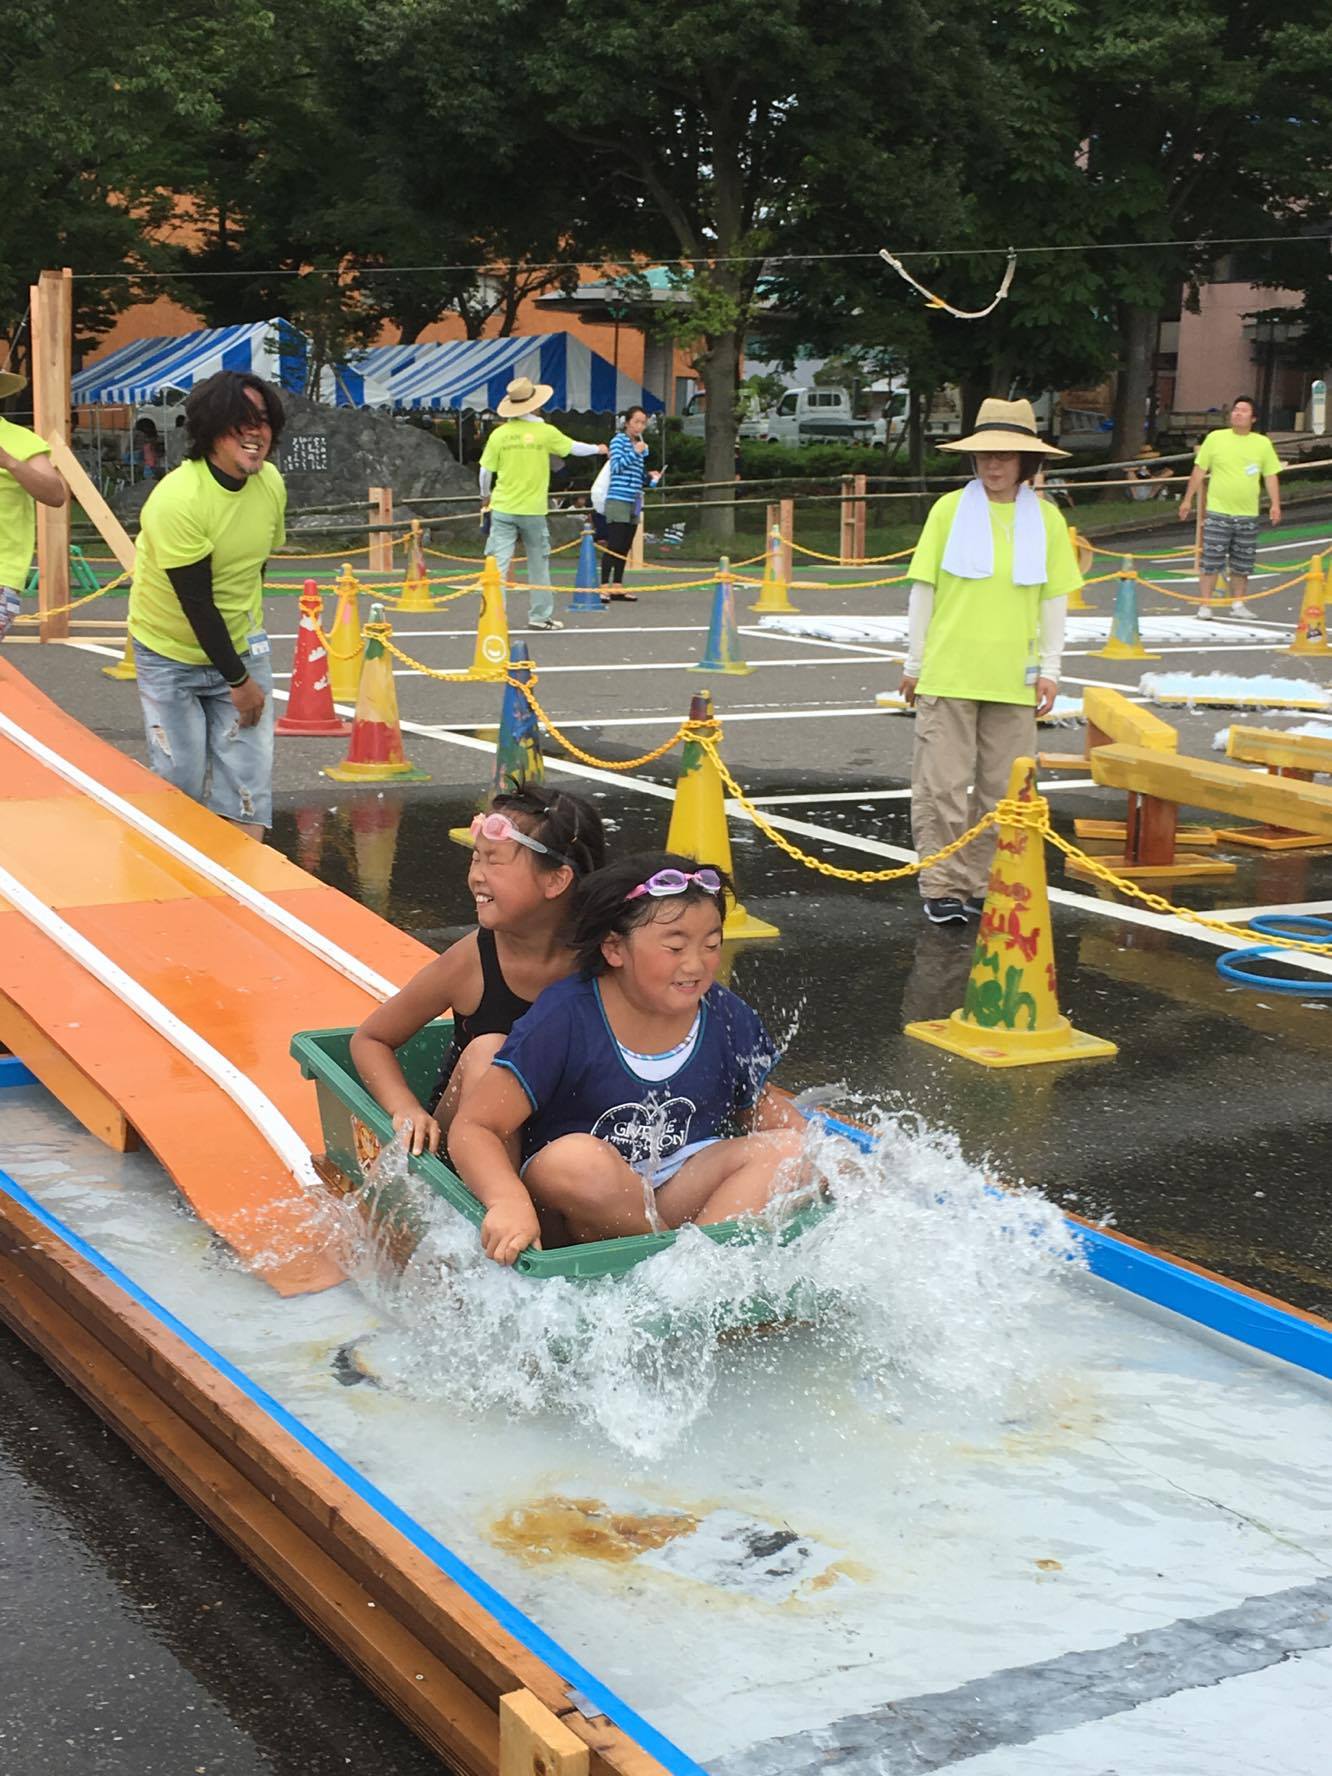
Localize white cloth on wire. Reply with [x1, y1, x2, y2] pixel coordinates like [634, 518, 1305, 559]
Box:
[940, 477, 1048, 585]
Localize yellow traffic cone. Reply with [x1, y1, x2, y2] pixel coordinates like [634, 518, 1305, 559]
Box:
[665, 690, 778, 941]
[101, 634, 136, 681]
[327, 563, 365, 702]
[395, 520, 435, 613]
[1065, 526, 1093, 612]
[468, 555, 510, 682]
[750, 524, 798, 614]
[1289, 553, 1330, 655]
[905, 758, 1117, 1067]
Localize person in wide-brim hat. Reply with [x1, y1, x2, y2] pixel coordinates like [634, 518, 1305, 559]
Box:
[938, 396, 1069, 458]
[0, 369, 28, 400]
[496, 376, 554, 418]
[898, 393, 1084, 926]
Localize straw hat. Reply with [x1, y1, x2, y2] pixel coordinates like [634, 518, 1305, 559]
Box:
[0, 369, 28, 400]
[497, 375, 553, 418]
[939, 397, 1069, 458]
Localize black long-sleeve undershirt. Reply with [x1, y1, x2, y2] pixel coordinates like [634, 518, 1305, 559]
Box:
[161, 458, 256, 687]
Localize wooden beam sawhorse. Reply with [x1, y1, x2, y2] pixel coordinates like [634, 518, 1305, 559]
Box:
[1216, 726, 1332, 851]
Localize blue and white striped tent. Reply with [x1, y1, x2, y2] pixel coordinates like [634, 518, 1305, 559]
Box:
[351, 334, 664, 414]
[71, 319, 384, 408]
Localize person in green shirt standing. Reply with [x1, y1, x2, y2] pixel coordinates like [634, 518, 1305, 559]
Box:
[0, 368, 70, 641]
[900, 398, 1081, 926]
[478, 376, 607, 630]
[1179, 396, 1282, 617]
[128, 371, 286, 839]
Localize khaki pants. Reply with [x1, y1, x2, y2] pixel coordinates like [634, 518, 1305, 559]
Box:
[911, 695, 1036, 898]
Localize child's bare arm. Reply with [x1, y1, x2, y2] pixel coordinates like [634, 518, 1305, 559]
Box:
[449, 1068, 541, 1265]
[350, 936, 478, 1153]
[745, 1084, 806, 1132]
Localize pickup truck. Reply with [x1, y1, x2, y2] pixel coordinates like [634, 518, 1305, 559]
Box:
[678, 389, 768, 441]
[764, 386, 877, 446]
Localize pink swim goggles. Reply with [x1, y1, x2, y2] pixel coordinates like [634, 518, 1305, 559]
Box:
[626, 867, 723, 901]
[470, 811, 570, 865]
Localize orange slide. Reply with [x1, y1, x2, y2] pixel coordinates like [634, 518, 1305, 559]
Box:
[0, 659, 432, 1295]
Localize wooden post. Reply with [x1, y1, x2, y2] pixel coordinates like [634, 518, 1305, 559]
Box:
[368, 485, 393, 572]
[32, 268, 73, 641]
[629, 517, 645, 570]
[839, 475, 854, 566]
[499, 1691, 589, 1776]
[853, 472, 867, 561]
[779, 496, 794, 584]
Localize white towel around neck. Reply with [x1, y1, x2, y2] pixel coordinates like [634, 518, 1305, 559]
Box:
[940, 477, 1048, 585]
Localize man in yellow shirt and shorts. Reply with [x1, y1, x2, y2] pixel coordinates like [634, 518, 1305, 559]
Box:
[1179, 396, 1281, 616]
[0, 368, 69, 641]
[128, 372, 286, 838]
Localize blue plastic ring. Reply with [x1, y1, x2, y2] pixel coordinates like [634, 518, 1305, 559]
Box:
[1216, 943, 1332, 995]
[1246, 913, 1332, 939]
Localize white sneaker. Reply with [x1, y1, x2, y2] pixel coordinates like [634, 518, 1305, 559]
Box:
[1197, 604, 1214, 619]
[1231, 600, 1246, 615]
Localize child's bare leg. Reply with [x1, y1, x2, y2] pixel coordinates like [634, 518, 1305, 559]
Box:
[524, 1135, 661, 1243]
[655, 1128, 809, 1228]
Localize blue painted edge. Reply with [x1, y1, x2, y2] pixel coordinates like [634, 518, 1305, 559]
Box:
[0, 1057, 37, 1088]
[817, 1112, 1332, 1385]
[0, 1167, 709, 1776]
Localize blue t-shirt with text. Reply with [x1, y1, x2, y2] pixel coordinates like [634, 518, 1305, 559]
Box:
[495, 975, 778, 1168]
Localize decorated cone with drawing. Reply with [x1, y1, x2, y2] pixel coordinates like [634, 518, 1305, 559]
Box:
[277, 582, 351, 736]
[1064, 527, 1093, 611]
[1092, 560, 1158, 660]
[468, 555, 510, 681]
[696, 559, 752, 674]
[568, 523, 603, 613]
[665, 689, 778, 941]
[325, 604, 429, 783]
[1289, 554, 1330, 655]
[101, 633, 137, 681]
[750, 524, 798, 614]
[448, 642, 543, 844]
[905, 758, 1116, 1067]
[327, 563, 365, 702]
[395, 521, 434, 613]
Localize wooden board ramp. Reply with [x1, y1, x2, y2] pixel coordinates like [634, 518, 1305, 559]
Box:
[0, 657, 432, 1295]
[1218, 726, 1332, 848]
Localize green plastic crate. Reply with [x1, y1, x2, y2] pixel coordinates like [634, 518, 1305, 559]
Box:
[291, 1023, 826, 1284]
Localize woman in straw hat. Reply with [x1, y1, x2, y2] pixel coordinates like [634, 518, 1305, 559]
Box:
[0, 369, 69, 641]
[900, 396, 1082, 925]
[479, 376, 608, 630]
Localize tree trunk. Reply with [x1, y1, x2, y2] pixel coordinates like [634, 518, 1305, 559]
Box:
[1113, 303, 1158, 460]
[960, 377, 988, 435]
[697, 328, 740, 552]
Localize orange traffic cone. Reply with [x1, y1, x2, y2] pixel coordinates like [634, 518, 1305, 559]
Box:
[1289, 553, 1330, 655]
[277, 582, 352, 736]
[325, 604, 429, 783]
[293, 803, 327, 873]
[905, 758, 1117, 1068]
[395, 520, 434, 612]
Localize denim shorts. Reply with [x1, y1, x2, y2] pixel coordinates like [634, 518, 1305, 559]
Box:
[132, 635, 275, 827]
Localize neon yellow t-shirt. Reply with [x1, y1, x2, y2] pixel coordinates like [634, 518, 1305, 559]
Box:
[907, 489, 1081, 704]
[129, 459, 286, 665]
[0, 418, 52, 590]
[1194, 427, 1280, 517]
[480, 418, 576, 516]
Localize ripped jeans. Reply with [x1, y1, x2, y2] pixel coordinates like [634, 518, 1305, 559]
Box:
[132, 636, 275, 827]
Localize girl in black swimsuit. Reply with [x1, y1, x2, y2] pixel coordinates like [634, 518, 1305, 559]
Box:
[350, 783, 605, 1156]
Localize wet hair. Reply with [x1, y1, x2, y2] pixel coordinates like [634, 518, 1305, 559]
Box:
[570, 851, 732, 976]
[184, 371, 286, 461]
[1231, 395, 1257, 415]
[488, 781, 606, 878]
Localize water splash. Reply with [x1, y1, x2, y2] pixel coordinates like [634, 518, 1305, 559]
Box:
[326, 1110, 1086, 1461]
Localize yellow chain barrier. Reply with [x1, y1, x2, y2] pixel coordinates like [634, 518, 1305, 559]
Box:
[787, 537, 915, 565]
[13, 568, 132, 624]
[1134, 568, 1307, 605]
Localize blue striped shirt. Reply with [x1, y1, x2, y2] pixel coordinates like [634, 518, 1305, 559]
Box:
[606, 431, 651, 505]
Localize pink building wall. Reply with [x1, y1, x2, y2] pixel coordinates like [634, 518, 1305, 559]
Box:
[1175, 283, 1304, 412]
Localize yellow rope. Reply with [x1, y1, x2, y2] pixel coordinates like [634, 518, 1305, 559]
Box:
[1135, 568, 1308, 604]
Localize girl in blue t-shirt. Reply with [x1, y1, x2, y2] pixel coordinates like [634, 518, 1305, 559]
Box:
[449, 852, 807, 1265]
